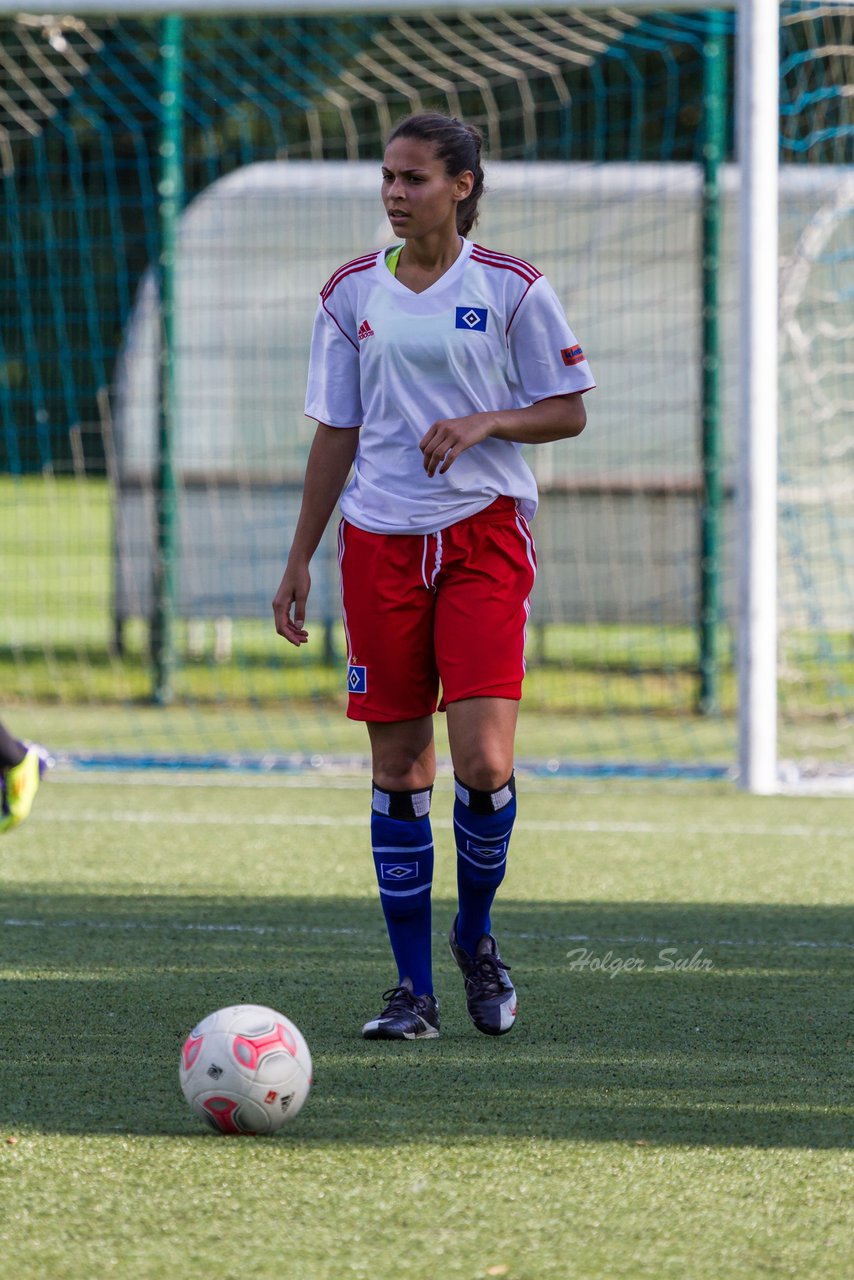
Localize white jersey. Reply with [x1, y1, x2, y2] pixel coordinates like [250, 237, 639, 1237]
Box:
[305, 237, 595, 535]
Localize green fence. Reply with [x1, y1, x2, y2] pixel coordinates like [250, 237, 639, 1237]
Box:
[1, 7, 851, 773]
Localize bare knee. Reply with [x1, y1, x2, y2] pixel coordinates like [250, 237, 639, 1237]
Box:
[447, 698, 517, 793]
[453, 756, 514, 794]
[368, 718, 436, 792]
[373, 753, 435, 792]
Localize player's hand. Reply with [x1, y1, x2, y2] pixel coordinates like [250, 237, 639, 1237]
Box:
[272, 561, 311, 646]
[419, 413, 493, 477]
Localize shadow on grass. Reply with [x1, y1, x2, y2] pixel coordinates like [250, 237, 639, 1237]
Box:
[1, 892, 850, 1148]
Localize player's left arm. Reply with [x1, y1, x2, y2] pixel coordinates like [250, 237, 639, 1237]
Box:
[420, 393, 586, 477]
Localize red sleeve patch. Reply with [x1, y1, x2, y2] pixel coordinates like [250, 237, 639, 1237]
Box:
[561, 345, 585, 366]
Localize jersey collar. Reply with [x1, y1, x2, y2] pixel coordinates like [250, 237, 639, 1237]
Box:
[378, 237, 474, 297]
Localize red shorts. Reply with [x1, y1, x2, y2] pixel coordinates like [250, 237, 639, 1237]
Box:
[338, 497, 537, 722]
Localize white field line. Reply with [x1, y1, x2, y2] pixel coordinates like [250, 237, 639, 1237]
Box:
[30, 809, 853, 840]
[1, 916, 852, 950]
[46, 770, 854, 799]
[43, 772, 689, 793]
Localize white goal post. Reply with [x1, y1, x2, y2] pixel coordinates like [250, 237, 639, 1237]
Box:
[0, 0, 789, 793]
[737, 0, 779, 794]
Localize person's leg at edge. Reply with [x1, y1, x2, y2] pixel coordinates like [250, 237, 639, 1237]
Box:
[368, 716, 437, 997]
[0, 720, 51, 835]
[446, 697, 519, 956]
[0, 721, 27, 770]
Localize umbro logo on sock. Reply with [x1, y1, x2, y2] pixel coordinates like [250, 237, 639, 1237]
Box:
[358, 319, 375, 341]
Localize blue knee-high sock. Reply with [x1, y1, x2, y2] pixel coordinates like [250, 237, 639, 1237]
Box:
[454, 773, 516, 956]
[371, 784, 434, 997]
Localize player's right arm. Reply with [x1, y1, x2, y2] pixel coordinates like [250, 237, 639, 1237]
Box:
[272, 422, 360, 646]
[276, 263, 364, 647]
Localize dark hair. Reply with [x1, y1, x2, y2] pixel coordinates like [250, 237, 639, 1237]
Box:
[386, 113, 485, 237]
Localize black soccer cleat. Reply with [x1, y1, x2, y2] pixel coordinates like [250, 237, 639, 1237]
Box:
[449, 915, 517, 1036]
[361, 977, 440, 1040]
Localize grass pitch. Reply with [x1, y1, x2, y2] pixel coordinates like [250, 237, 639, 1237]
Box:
[1, 771, 851, 1279]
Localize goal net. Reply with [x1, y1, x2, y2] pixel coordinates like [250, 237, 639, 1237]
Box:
[0, 4, 851, 782]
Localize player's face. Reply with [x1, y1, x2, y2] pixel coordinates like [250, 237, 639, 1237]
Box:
[381, 137, 473, 242]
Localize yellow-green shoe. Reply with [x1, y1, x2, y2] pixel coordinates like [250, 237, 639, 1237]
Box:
[0, 746, 49, 834]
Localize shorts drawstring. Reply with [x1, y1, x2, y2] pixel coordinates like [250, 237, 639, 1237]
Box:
[421, 531, 444, 592]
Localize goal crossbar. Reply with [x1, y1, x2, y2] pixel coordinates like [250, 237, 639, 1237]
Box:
[0, 0, 736, 11]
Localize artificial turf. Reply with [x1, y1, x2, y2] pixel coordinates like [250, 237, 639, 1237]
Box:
[1, 771, 851, 1278]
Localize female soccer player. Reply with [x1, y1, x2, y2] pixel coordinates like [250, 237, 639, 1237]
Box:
[273, 113, 594, 1040]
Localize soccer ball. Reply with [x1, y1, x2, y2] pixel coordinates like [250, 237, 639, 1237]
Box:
[179, 1004, 312, 1135]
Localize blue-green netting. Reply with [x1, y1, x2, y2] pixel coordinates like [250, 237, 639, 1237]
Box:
[0, 5, 851, 775]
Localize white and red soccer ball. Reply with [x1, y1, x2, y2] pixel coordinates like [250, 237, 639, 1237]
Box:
[179, 1004, 312, 1135]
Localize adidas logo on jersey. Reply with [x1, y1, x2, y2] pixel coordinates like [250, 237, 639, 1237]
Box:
[358, 319, 375, 341]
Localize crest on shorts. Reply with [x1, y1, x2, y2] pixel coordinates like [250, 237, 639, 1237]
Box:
[347, 664, 367, 694]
